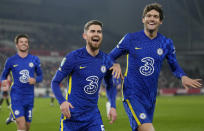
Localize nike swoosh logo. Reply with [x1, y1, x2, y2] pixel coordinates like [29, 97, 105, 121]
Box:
[80, 66, 86, 69]
[135, 47, 142, 50]
[13, 64, 18, 67]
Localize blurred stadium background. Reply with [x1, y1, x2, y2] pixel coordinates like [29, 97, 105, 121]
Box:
[0, 0, 204, 131]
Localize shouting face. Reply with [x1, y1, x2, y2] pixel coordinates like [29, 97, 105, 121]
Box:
[83, 24, 103, 51]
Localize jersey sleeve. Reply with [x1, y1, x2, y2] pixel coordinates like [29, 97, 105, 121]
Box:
[51, 53, 76, 105]
[35, 57, 43, 83]
[108, 33, 130, 60]
[166, 39, 186, 79]
[0, 59, 11, 81]
[104, 54, 114, 70]
[104, 71, 117, 108]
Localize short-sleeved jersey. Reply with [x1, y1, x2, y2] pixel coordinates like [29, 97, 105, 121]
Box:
[109, 30, 186, 107]
[0, 54, 43, 98]
[52, 47, 114, 112]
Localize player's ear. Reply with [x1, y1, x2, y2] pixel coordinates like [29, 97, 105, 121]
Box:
[82, 33, 87, 40]
[142, 18, 145, 24]
[160, 20, 163, 25]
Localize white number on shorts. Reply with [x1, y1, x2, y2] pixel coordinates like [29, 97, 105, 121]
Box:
[28, 110, 32, 118]
[101, 125, 105, 131]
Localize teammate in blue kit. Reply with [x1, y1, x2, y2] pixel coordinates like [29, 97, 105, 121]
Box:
[1, 34, 43, 131]
[51, 20, 122, 131]
[108, 3, 202, 131]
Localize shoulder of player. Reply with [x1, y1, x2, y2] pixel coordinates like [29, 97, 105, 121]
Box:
[126, 31, 143, 40]
[28, 54, 41, 61]
[6, 55, 17, 62]
[158, 33, 173, 44]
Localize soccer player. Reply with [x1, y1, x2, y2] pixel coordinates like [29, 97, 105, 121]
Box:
[104, 77, 121, 123]
[0, 34, 43, 131]
[108, 3, 202, 131]
[51, 20, 122, 131]
[0, 75, 11, 109]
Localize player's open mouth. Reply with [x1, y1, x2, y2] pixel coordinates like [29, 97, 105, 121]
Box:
[92, 37, 100, 42]
[148, 22, 156, 26]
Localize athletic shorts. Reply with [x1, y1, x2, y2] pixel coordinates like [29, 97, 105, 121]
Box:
[2, 91, 9, 97]
[123, 96, 155, 131]
[60, 107, 105, 131]
[10, 97, 34, 122]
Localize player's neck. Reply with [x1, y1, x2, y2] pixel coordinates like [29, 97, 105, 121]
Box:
[86, 46, 99, 57]
[17, 51, 29, 58]
[144, 29, 158, 39]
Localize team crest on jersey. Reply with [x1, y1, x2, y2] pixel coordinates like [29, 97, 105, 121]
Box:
[157, 48, 163, 56]
[101, 65, 106, 73]
[15, 110, 20, 115]
[29, 62, 34, 67]
[139, 113, 146, 120]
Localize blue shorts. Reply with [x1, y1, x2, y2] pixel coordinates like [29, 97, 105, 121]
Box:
[123, 96, 155, 131]
[10, 96, 34, 122]
[60, 107, 105, 131]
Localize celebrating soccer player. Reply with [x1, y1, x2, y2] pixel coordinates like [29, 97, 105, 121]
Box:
[108, 3, 202, 131]
[51, 20, 122, 131]
[0, 34, 43, 131]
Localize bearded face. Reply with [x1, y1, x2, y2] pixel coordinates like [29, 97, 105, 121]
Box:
[83, 25, 103, 51]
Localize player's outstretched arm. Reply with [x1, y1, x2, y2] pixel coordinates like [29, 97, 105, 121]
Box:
[60, 101, 74, 119]
[109, 63, 123, 79]
[181, 76, 202, 89]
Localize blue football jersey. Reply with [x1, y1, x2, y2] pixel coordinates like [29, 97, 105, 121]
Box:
[109, 30, 186, 106]
[1, 54, 43, 97]
[52, 47, 115, 112]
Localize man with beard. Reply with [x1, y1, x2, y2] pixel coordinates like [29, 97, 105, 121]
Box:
[1, 34, 43, 131]
[108, 3, 202, 131]
[51, 20, 122, 131]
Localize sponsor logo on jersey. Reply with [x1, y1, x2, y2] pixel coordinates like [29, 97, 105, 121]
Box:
[157, 48, 163, 56]
[101, 65, 106, 73]
[15, 110, 20, 115]
[79, 66, 86, 69]
[13, 64, 18, 67]
[135, 47, 142, 50]
[84, 76, 99, 94]
[139, 113, 146, 120]
[139, 57, 154, 76]
[29, 62, 34, 67]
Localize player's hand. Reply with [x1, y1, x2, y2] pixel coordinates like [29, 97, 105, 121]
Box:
[181, 76, 202, 89]
[28, 78, 36, 85]
[2, 80, 9, 91]
[60, 101, 74, 119]
[107, 107, 117, 124]
[109, 63, 124, 80]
